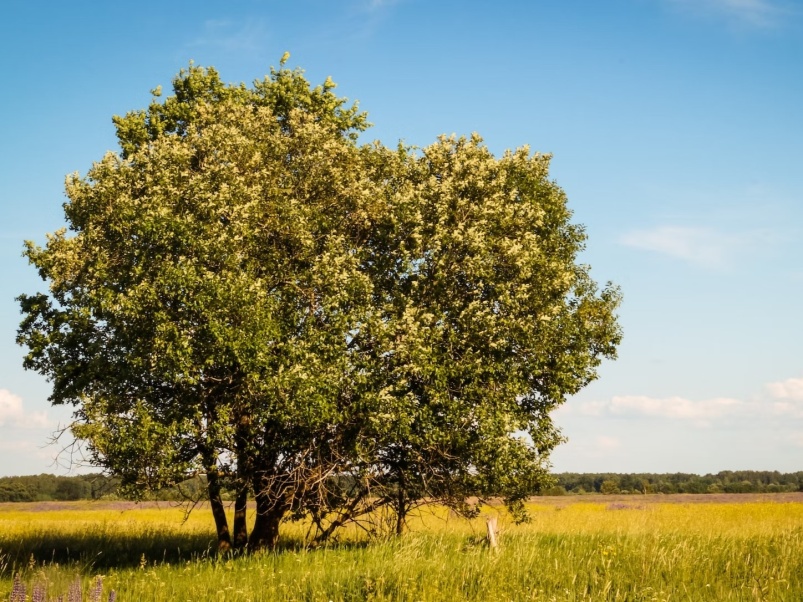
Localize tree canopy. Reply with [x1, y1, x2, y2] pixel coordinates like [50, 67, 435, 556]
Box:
[18, 59, 622, 551]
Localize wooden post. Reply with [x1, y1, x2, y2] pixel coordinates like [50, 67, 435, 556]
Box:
[486, 516, 498, 550]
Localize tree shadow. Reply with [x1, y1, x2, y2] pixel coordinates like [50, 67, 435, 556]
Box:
[0, 530, 217, 573]
[0, 530, 378, 575]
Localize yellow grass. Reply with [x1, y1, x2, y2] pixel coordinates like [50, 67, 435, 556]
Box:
[2, 494, 802, 601]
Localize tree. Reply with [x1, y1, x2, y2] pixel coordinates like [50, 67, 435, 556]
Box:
[18, 59, 621, 551]
[600, 479, 619, 495]
[54, 478, 88, 501]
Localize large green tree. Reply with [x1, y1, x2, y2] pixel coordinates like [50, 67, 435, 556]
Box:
[18, 59, 621, 551]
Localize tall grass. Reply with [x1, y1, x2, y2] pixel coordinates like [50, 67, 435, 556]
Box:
[2, 497, 802, 601]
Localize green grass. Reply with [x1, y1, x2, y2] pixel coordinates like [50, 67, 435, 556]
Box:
[2, 496, 803, 601]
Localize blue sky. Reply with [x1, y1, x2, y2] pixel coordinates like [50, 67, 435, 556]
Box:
[1, 0, 801, 476]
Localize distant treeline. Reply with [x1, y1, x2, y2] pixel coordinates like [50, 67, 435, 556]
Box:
[2, 471, 803, 502]
[0, 473, 203, 503]
[0, 474, 118, 502]
[546, 471, 803, 496]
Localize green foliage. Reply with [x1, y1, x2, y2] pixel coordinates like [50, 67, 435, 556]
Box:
[551, 471, 803, 495]
[600, 479, 619, 495]
[17, 60, 621, 549]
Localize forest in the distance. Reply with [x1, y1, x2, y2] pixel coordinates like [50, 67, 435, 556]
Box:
[547, 471, 803, 495]
[2, 471, 801, 503]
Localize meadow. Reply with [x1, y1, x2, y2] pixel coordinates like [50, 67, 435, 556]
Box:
[1, 493, 802, 601]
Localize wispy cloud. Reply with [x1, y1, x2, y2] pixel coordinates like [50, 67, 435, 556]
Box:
[343, 0, 405, 40]
[365, 0, 402, 9]
[184, 19, 269, 55]
[0, 389, 50, 429]
[595, 435, 622, 450]
[572, 435, 623, 456]
[665, 0, 793, 28]
[0, 439, 52, 456]
[619, 225, 773, 268]
[620, 226, 736, 267]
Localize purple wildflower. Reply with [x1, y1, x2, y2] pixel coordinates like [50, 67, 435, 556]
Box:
[108, 590, 117, 602]
[67, 577, 82, 602]
[90, 576, 104, 602]
[32, 581, 47, 602]
[10, 573, 25, 602]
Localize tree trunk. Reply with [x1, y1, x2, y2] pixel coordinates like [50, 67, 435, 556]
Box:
[232, 486, 249, 550]
[395, 471, 406, 536]
[248, 489, 286, 551]
[233, 411, 252, 550]
[206, 468, 232, 552]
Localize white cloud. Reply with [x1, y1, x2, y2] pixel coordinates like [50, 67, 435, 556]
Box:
[612, 395, 742, 420]
[766, 377, 803, 401]
[766, 378, 803, 418]
[573, 375, 803, 428]
[0, 389, 50, 429]
[665, 0, 792, 28]
[772, 401, 803, 418]
[578, 394, 748, 427]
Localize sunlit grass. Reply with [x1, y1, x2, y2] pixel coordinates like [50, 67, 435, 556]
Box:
[2, 496, 802, 601]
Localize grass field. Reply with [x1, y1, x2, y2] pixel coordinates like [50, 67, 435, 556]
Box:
[2, 493, 802, 601]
